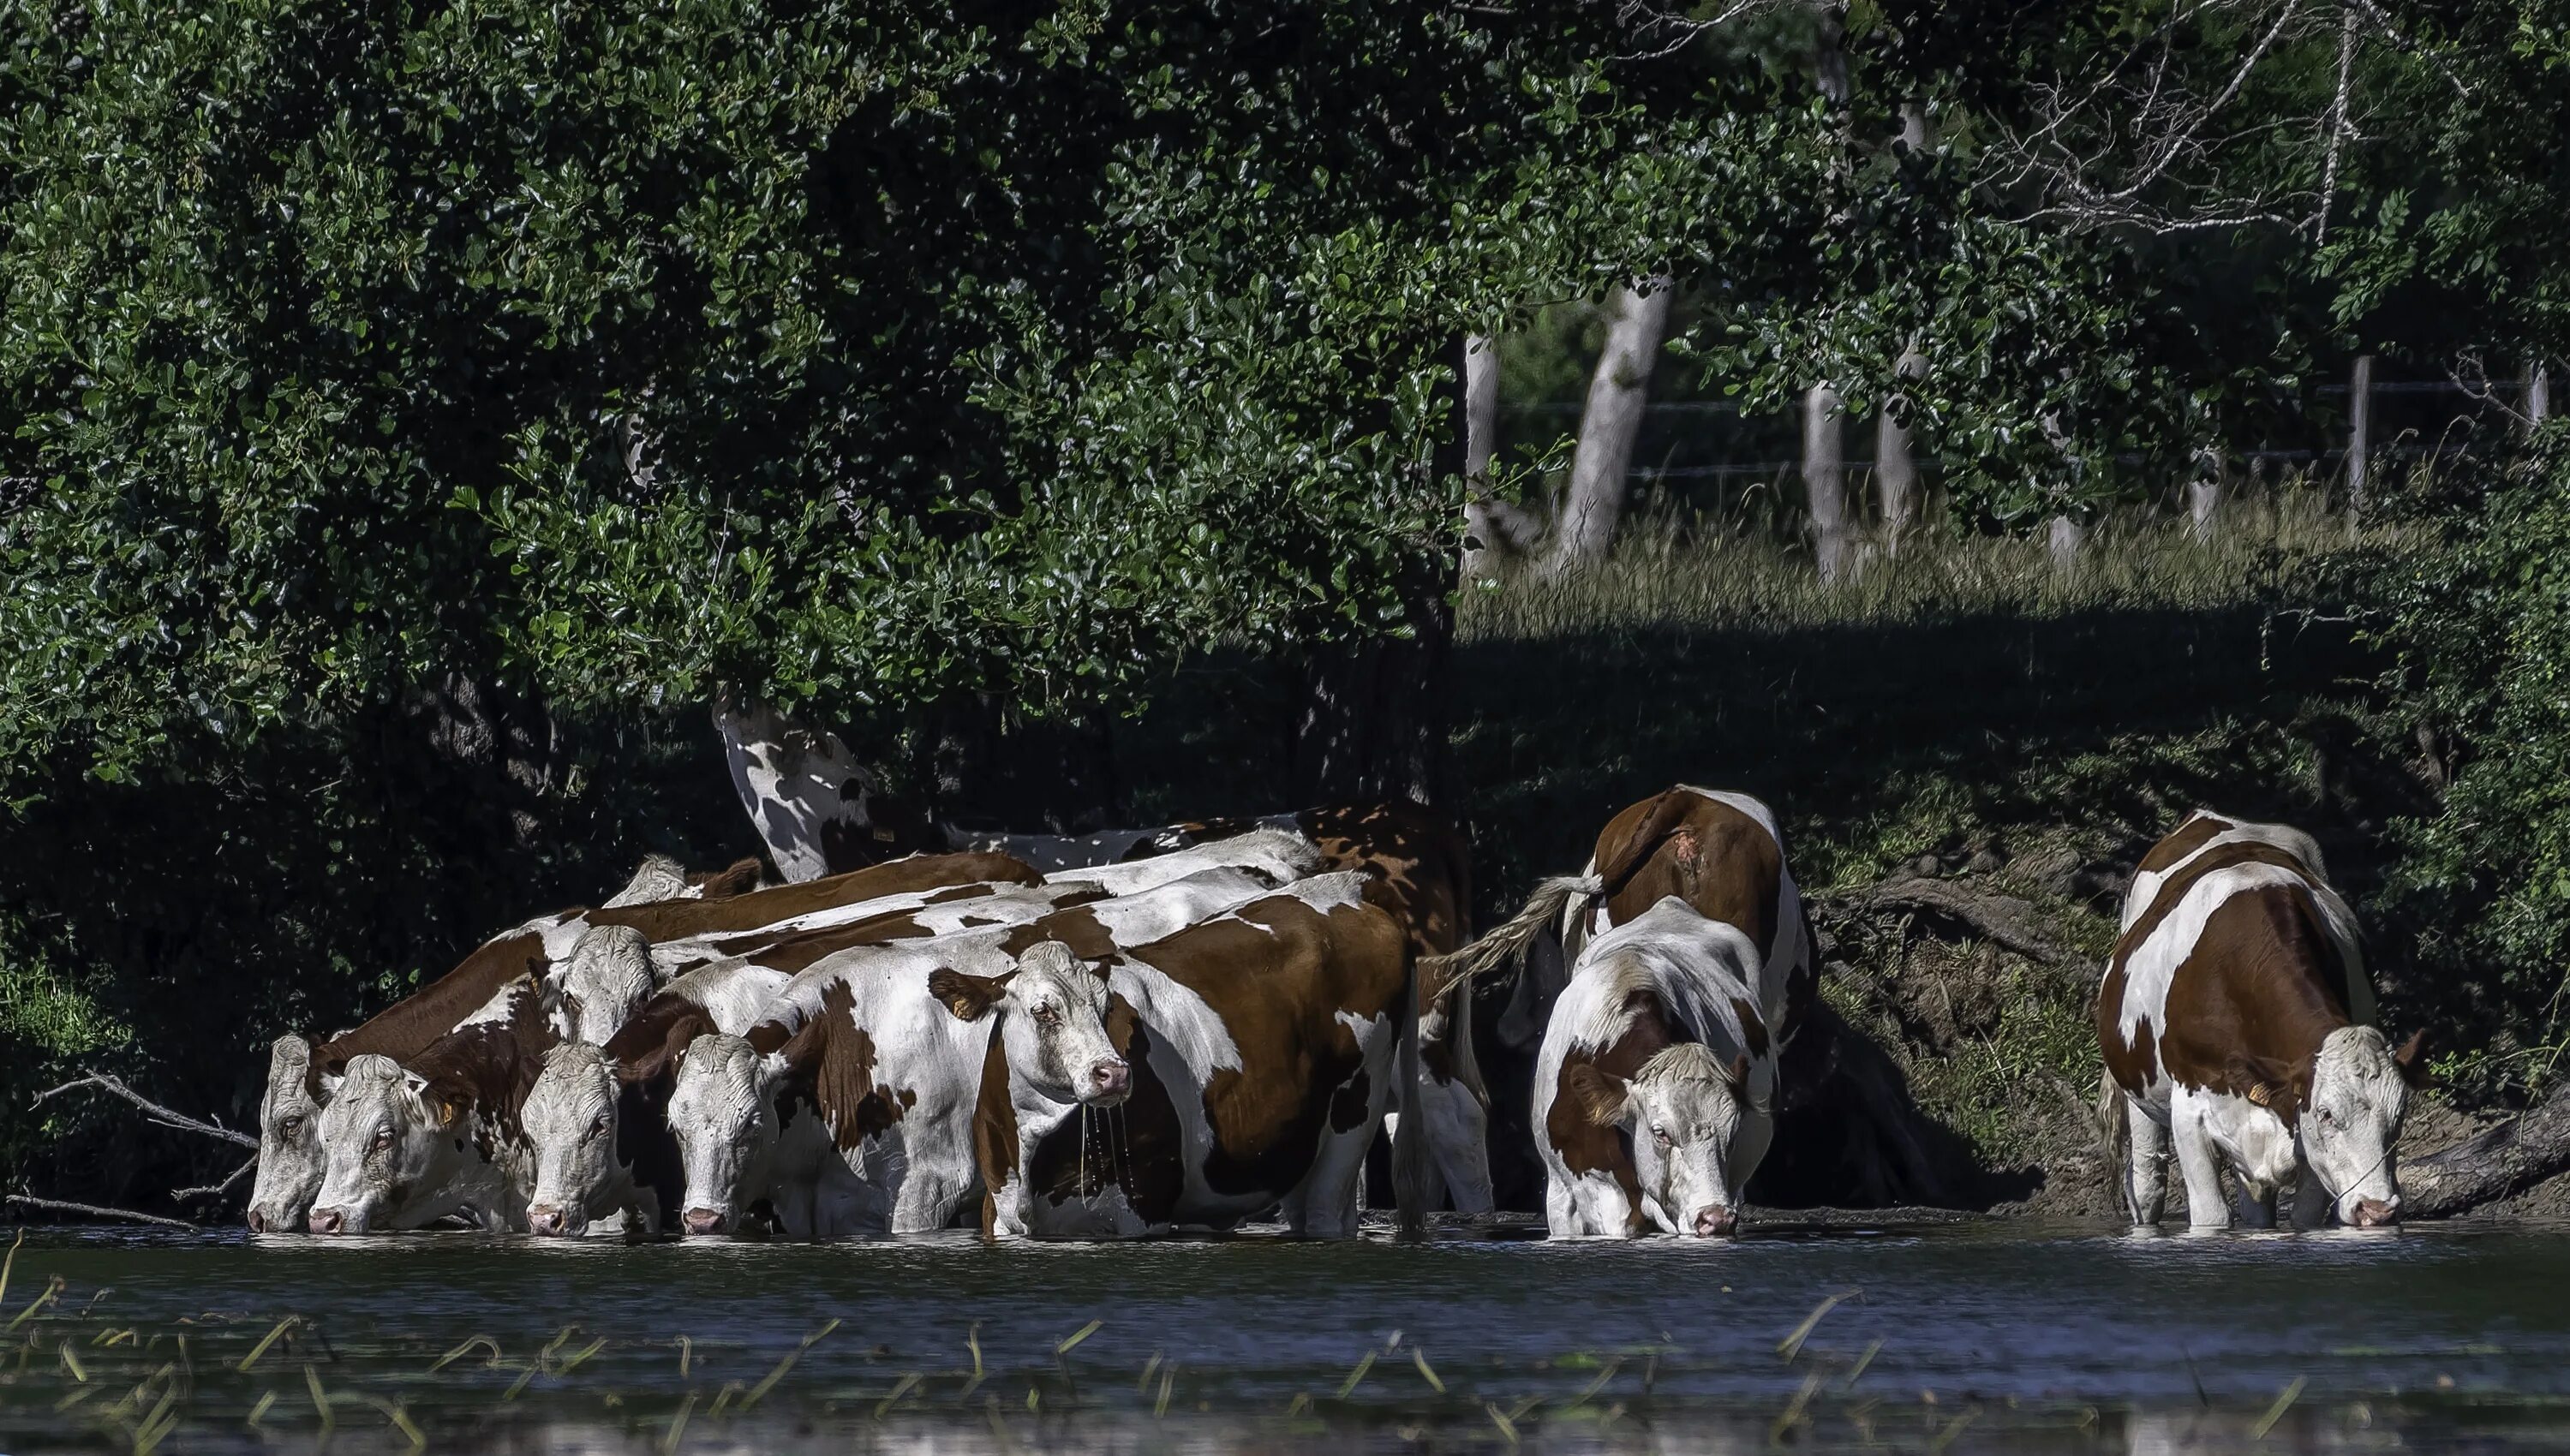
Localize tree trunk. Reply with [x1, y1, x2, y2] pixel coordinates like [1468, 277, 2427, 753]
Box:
[1543, 279, 1673, 576]
[1805, 382, 1856, 583]
[2047, 514, 2085, 574]
[2530, 361, 2552, 429]
[2347, 353, 2375, 515]
[1875, 348, 1926, 551]
[2185, 449, 2222, 542]
[2405, 1087, 2570, 1219]
[1460, 335, 1541, 578]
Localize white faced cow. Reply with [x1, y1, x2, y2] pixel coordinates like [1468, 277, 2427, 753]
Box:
[1532, 897, 1778, 1238]
[308, 976, 557, 1233]
[252, 848, 1041, 1233]
[664, 864, 1294, 1237]
[2100, 810, 2425, 1229]
[957, 873, 1426, 1240]
[517, 873, 1135, 1238]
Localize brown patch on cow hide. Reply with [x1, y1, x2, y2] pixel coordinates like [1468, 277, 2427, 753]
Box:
[406, 977, 559, 1160]
[688, 858, 765, 900]
[971, 1026, 1019, 1237]
[604, 993, 721, 1084]
[592, 852, 1040, 940]
[1547, 990, 1680, 1236]
[715, 904, 940, 974]
[2111, 840, 2319, 982]
[2133, 813, 2232, 877]
[1299, 801, 1474, 958]
[776, 978, 919, 1155]
[1592, 791, 1783, 961]
[314, 930, 547, 1083]
[2152, 882, 2353, 1125]
[1121, 890, 1408, 1207]
[1001, 906, 1121, 961]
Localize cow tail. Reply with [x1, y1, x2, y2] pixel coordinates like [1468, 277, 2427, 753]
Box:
[2095, 1065, 2127, 1168]
[1392, 943, 1430, 1241]
[1417, 873, 1603, 1008]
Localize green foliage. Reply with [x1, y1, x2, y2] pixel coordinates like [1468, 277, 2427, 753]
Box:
[2372, 440, 2570, 1094]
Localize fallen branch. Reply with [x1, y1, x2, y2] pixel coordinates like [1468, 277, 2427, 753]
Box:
[1820, 874, 2091, 973]
[6, 1195, 193, 1231]
[33, 1072, 254, 1150]
[173, 1158, 256, 1205]
[2402, 1089, 2570, 1219]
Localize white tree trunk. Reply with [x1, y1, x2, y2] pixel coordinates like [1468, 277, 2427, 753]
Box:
[1805, 382, 1856, 583]
[1458, 335, 1524, 580]
[2347, 353, 2375, 515]
[1875, 347, 1927, 550]
[2186, 449, 2222, 542]
[1545, 279, 1674, 575]
[2529, 361, 2551, 429]
[2047, 514, 2086, 575]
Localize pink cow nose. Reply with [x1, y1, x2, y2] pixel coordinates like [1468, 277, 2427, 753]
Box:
[1091, 1059, 1131, 1101]
[308, 1208, 345, 1236]
[245, 1208, 268, 1233]
[527, 1205, 565, 1237]
[2352, 1196, 2401, 1228]
[1693, 1205, 1737, 1238]
[682, 1208, 727, 1237]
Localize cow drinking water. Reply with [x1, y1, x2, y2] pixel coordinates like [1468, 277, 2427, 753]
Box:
[2098, 811, 2425, 1229]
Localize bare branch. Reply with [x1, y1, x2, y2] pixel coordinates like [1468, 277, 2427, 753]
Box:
[2316, 3, 2358, 242]
[172, 1158, 257, 1205]
[33, 1072, 257, 1150]
[6, 1195, 193, 1231]
[1609, 0, 1785, 62]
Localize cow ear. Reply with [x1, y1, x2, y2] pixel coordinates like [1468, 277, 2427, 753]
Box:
[929, 970, 1012, 1022]
[2393, 1029, 2431, 1089]
[2230, 1055, 2301, 1116]
[404, 1071, 463, 1130]
[1562, 1065, 1633, 1128]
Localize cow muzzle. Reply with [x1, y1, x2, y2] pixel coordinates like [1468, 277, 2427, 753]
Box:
[1692, 1204, 1738, 1238]
[682, 1208, 728, 1237]
[245, 1208, 272, 1234]
[1089, 1059, 1131, 1104]
[2351, 1196, 2401, 1228]
[307, 1207, 348, 1236]
[527, 1204, 568, 1237]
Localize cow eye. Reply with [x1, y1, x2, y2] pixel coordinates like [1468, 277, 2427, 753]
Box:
[277, 1116, 302, 1139]
[370, 1129, 393, 1153]
[1034, 1005, 1060, 1027]
[590, 1113, 611, 1137]
[1651, 1125, 1672, 1149]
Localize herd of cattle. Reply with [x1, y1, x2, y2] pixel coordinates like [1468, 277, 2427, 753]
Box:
[243, 772, 2429, 1240]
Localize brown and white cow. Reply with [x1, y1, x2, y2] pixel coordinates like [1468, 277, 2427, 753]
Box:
[2099, 810, 2425, 1229]
[517, 873, 1139, 1238]
[246, 848, 1042, 1232]
[953, 873, 1425, 1239]
[1449, 787, 1812, 1057]
[1533, 896, 1778, 1238]
[660, 864, 1294, 1237]
[308, 975, 558, 1233]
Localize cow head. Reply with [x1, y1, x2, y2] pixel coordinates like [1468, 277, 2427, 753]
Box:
[930, 943, 1128, 1108]
[552, 924, 655, 1046]
[1564, 1042, 1766, 1238]
[665, 1033, 787, 1237]
[247, 1036, 324, 1233]
[308, 1053, 465, 1234]
[521, 1043, 625, 1237]
[2286, 1025, 2417, 1227]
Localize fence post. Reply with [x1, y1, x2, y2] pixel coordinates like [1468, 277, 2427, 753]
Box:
[2531, 361, 2552, 430]
[2346, 353, 2375, 514]
[1804, 382, 1853, 582]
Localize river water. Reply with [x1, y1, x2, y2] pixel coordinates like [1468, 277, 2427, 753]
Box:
[0, 1214, 2561, 1453]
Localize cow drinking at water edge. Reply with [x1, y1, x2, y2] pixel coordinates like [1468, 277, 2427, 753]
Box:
[2097, 811, 2424, 1229]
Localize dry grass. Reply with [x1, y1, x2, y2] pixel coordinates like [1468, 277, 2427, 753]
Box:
[1460, 486, 2391, 641]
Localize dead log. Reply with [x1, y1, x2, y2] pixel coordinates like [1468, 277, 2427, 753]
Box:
[7, 1195, 192, 1230]
[1820, 874, 2091, 973]
[2403, 1089, 2570, 1219]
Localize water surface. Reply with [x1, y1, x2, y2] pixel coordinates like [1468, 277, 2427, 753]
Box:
[0, 1214, 2561, 1453]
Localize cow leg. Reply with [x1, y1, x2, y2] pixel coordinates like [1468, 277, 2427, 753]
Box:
[1419, 1078, 1494, 1216]
[1289, 1113, 1379, 1238]
[1544, 1172, 1581, 1238]
[2169, 1091, 2231, 1230]
[2122, 1096, 2169, 1226]
[2290, 1166, 2333, 1231]
[2232, 1173, 2279, 1228]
